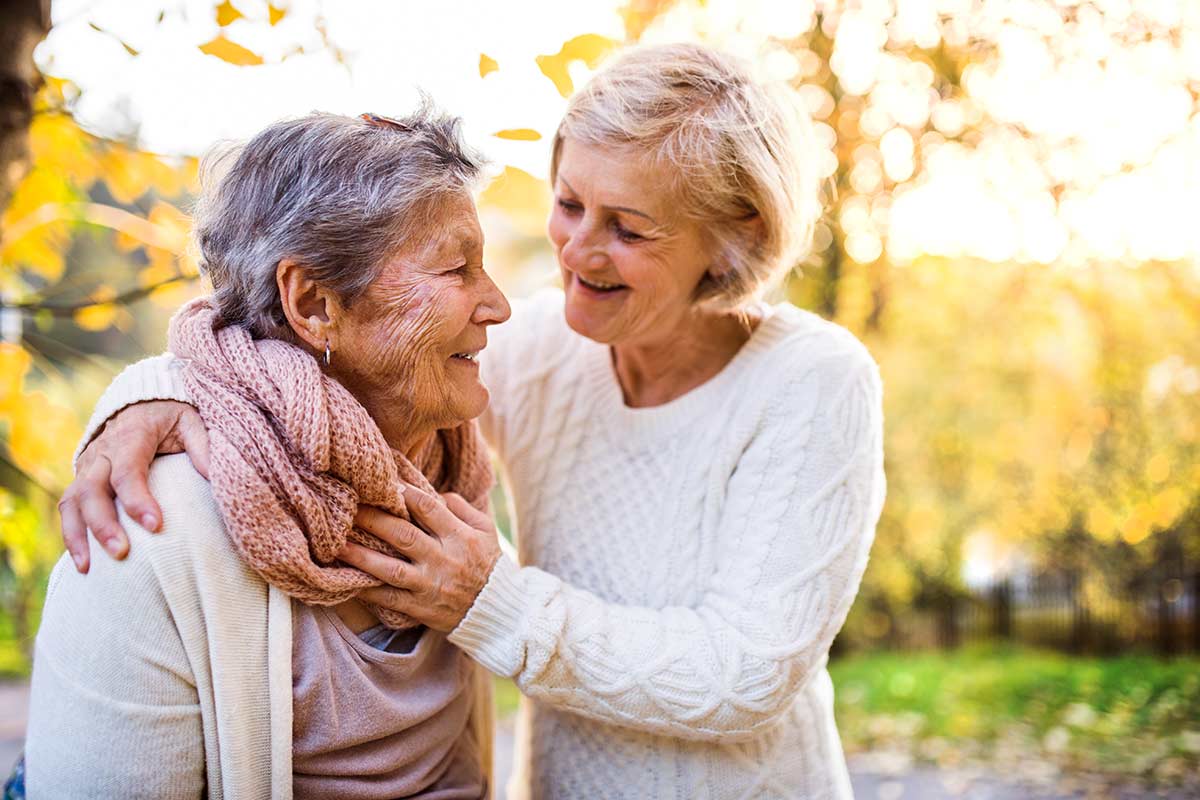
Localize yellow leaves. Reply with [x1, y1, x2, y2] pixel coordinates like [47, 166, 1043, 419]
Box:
[98, 148, 191, 205]
[479, 166, 550, 238]
[0, 345, 32, 415]
[5, 390, 80, 483]
[269, 4, 287, 26]
[1145, 452, 1170, 484]
[0, 344, 80, 489]
[536, 34, 618, 97]
[199, 35, 264, 67]
[215, 0, 244, 27]
[74, 286, 119, 332]
[492, 128, 542, 141]
[479, 53, 499, 78]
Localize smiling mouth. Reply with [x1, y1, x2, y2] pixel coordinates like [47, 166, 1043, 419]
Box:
[450, 351, 480, 362]
[576, 274, 628, 293]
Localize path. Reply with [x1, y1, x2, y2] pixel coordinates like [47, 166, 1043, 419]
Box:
[2, 683, 1186, 798]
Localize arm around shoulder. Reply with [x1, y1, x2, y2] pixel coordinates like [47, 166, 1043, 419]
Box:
[74, 353, 190, 466]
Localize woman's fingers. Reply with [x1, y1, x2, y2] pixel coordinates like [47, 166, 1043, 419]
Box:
[75, 457, 128, 560]
[57, 492, 90, 573]
[357, 586, 421, 617]
[440, 492, 493, 530]
[402, 485, 464, 537]
[173, 407, 211, 479]
[354, 506, 438, 560]
[338, 541, 430, 593]
[108, 437, 165, 533]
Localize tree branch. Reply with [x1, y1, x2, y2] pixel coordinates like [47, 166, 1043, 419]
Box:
[2, 273, 199, 316]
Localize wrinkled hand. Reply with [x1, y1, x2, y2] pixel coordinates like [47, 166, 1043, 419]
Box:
[339, 486, 502, 633]
[60, 400, 211, 573]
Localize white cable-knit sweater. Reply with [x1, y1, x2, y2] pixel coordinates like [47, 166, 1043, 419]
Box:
[80, 290, 885, 799]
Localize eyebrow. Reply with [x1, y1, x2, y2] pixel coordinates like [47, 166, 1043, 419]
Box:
[559, 177, 659, 226]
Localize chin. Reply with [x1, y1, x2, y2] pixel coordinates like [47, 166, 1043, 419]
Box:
[563, 289, 619, 344]
[449, 383, 490, 423]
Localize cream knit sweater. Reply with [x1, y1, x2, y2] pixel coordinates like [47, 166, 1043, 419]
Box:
[27, 459, 493, 799]
[62, 290, 885, 799]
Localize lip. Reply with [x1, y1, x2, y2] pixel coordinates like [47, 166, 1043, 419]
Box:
[570, 272, 628, 299]
[448, 342, 486, 365]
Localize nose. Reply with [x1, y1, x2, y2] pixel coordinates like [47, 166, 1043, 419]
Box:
[559, 218, 606, 274]
[474, 268, 511, 326]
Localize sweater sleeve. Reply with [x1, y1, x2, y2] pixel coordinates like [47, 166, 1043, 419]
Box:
[73, 353, 191, 467]
[25, 538, 205, 797]
[449, 347, 886, 742]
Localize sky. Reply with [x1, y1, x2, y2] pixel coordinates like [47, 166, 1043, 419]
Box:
[35, 0, 1200, 268]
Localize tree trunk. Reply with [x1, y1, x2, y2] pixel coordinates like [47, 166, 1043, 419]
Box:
[0, 0, 51, 221]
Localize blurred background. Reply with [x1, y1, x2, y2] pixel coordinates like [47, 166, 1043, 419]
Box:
[1, 0, 1198, 797]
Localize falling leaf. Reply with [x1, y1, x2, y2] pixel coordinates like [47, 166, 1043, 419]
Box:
[479, 166, 550, 238]
[198, 35, 264, 66]
[492, 128, 542, 141]
[535, 34, 617, 97]
[479, 53, 499, 78]
[87, 22, 139, 56]
[215, 0, 244, 27]
[73, 303, 118, 332]
[268, 3, 286, 25]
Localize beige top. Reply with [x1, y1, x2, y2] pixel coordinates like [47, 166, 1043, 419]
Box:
[292, 603, 485, 799]
[26, 453, 493, 799]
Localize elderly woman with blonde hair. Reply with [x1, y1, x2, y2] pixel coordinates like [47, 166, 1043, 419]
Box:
[59, 42, 885, 798]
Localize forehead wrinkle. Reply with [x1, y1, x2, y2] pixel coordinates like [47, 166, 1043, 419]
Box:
[557, 175, 661, 226]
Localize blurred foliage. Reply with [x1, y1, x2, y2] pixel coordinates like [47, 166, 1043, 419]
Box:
[0, 0, 1198, 675]
[830, 645, 1200, 787]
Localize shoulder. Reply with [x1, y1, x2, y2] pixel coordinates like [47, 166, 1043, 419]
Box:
[45, 455, 228, 612]
[763, 304, 877, 373]
[731, 305, 882, 449]
[748, 304, 880, 403]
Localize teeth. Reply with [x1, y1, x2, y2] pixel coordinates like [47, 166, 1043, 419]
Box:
[579, 275, 624, 290]
[452, 352, 478, 361]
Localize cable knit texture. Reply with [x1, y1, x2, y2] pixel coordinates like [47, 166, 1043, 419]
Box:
[167, 297, 493, 628]
[449, 290, 886, 799]
[68, 290, 886, 799]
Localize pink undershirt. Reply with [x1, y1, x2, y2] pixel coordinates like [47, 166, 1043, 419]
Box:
[291, 601, 485, 799]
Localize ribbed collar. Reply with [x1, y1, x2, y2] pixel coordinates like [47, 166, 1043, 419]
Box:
[581, 303, 803, 442]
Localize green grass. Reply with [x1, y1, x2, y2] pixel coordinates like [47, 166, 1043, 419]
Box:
[829, 644, 1200, 782]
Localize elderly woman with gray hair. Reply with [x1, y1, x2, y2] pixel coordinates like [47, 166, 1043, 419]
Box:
[56, 43, 885, 798]
[27, 107, 509, 798]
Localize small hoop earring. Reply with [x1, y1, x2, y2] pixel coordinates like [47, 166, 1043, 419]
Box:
[323, 340, 331, 367]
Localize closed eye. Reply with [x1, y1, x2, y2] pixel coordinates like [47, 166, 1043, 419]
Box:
[613, 223, 645, 243]
[556, 198, 582, 214]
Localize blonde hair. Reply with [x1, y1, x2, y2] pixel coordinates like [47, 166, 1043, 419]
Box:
[551, 42, 821, 310]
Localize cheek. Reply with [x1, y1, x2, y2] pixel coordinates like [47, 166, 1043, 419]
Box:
[547, 208, 570, 252]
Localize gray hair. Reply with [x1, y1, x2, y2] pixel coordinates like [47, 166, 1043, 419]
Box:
[193, 102, 485, 340]
[551, 43, 821, 310]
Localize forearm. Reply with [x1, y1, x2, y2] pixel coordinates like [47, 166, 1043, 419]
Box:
[449, 549, 865, 742]
[75, 353, 190, 466]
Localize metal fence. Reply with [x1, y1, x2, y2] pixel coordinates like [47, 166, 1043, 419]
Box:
[874, 572, 1200, 656]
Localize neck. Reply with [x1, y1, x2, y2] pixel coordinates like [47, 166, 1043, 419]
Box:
[352, 390, 437, 459]
[612, 307, 758, 408]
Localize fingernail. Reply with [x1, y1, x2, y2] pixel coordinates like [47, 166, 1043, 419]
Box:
[104, 539, 125, 558]
[71, 554, 86, 572]
[141, 513, 158, 531]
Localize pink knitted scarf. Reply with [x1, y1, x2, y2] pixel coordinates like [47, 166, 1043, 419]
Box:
[166, 297, 493, 628]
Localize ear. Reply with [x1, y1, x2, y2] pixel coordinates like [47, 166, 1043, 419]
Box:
[277, 259, 342, 353]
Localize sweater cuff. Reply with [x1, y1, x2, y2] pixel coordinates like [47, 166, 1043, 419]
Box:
[73, 354, 192, 470]
[448, 554, 528, 677]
